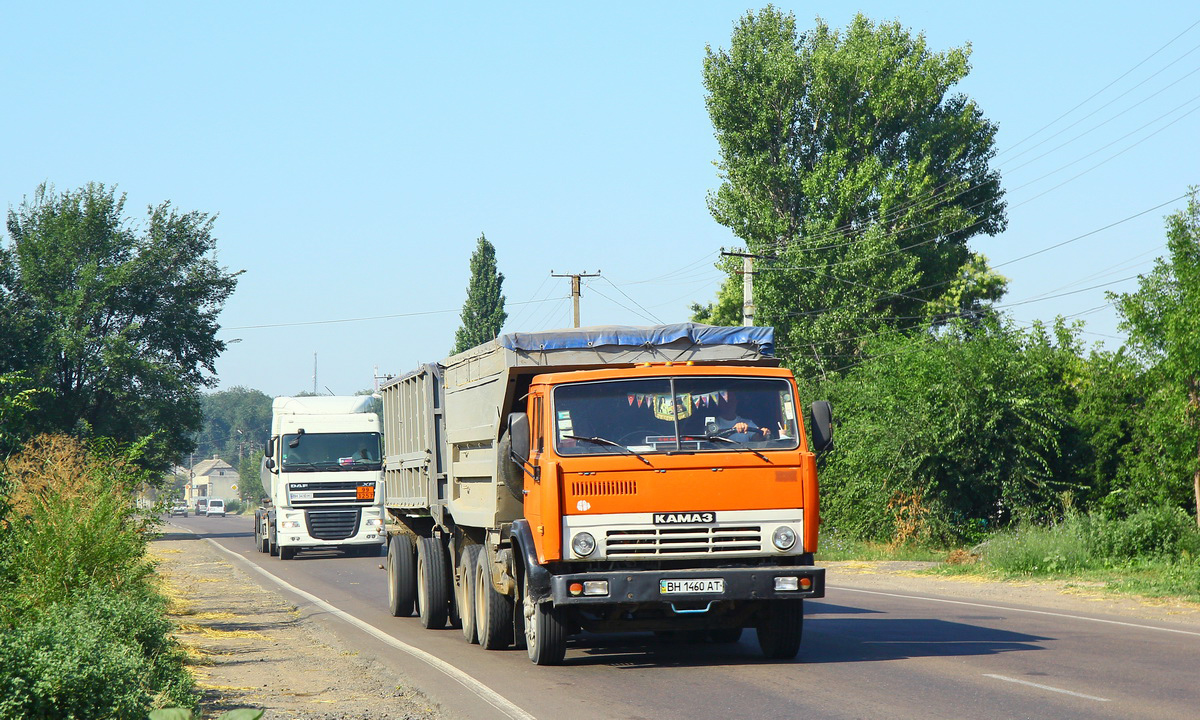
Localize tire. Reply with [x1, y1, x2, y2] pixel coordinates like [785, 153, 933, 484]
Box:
[523, 573, 568, 665]
[280, 545, 296, 561]
[269, 527, 279, 557]
[416, 536, 450, 629]
[474, 548, 513, 650]
[387, 534, 417, 617]
[457, 545, 481, 644]
[497, 432, 524, 501]
[756, 600, 803, 659]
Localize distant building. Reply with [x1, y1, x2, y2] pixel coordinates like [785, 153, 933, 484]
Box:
[188, 456, 241, 504]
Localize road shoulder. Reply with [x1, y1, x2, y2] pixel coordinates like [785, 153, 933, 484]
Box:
[823, 560, 1200, 628]
[151, 531, 449, 720]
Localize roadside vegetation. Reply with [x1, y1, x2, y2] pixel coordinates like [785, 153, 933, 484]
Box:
[0, 432, 197, 718]
[698, 8, 1200, 605]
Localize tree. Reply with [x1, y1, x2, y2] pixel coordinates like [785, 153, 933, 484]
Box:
[1, 183, 240, 471]
[451, 233, 507, 354]
[700, 8, 1006, 378]
[1113, 190, 1200, 525]
[193, 387, 273, 465]
[815, 319, 1082, 544]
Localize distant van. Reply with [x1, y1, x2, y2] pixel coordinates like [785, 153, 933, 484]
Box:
[206, 498, 226, 517]
[195, 497, 209, 516]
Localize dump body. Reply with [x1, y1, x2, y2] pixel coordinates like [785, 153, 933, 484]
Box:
[380, 323, 827, 664]
[255, 395, 385, 559]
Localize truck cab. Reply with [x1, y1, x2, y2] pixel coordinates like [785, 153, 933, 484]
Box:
[256, 396, 386, 560]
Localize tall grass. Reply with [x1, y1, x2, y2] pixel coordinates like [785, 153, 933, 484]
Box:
[0, 434, 196, 718]
[978, 505, 1200, 575]
[943, 505, 1200, 602]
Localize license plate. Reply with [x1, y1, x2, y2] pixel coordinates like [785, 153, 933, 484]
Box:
[660, 578, 724, 594]
[290, 491, 314, 501]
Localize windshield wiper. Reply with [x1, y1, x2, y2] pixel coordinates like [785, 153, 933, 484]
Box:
[562, 435, 653, 466]
[683, 434, 771, 463]
[282, 461, 319, 472]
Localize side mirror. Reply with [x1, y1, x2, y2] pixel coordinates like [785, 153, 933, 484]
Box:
[264, 438, 274, 458]
[264, 457, 276, 470]
[508, 412, 530, 462]
[809, 401, 834, 454]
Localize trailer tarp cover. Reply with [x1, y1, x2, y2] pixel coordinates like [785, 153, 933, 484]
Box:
[496, 323, 774, 356]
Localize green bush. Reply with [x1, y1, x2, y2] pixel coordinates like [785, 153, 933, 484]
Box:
[978, 505, 1200, 576]
[0, 435, 157, 624]
[0, 589, 194, 719]
[223, 497, 242, 514]
[0, 434, 197, 717]
[1083, 505, 1200, 560]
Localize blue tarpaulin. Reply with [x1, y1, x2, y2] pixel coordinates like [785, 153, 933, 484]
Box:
[496, 323, 774, 356]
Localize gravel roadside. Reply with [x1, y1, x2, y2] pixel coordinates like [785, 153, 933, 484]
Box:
[149, 531, 450, 720]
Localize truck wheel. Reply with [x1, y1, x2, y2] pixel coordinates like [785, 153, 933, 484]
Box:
[280, 545, 296, 561]
[497, 432, 524, 501]
[269, 530, 279, 557]
[416, 537, 450, 629]
[474, 548, 513, 649]
[457, 545, 481, 644]
[523, 573, 567, 665]
[387, 534, 417, 617]
[756, 600, 803, 659]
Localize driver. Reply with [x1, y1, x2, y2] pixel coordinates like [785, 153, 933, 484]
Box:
[714, 393, 772, 442]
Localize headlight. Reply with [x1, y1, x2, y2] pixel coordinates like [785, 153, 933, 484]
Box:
[771, 526, 797, 551]
[571, 532, 596, 557]
[364, 518, 383, 527]
[281, 520, 301, 529]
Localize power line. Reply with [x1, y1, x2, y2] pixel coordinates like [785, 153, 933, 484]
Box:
[595, 275, 665, 324]
[997, 19, 1200, 160]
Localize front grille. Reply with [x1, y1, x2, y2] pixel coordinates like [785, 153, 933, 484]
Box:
[305, 509, 361, 540]
[289, 481, 375, 507]
[606, 525, 762, 556]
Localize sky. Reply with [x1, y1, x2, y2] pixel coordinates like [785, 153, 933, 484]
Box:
[3, 2, 1198, 398]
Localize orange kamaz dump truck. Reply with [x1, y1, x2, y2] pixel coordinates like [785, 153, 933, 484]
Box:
[379, 323, 832, 665]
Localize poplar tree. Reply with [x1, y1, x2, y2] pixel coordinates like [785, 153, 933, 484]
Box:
[698, 8, 1007, 379]
[452, 233, 507, 354]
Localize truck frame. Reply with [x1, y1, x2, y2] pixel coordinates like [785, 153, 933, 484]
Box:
[380, 323, 831, 664]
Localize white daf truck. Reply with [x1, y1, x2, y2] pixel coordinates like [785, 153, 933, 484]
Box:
[255, 395, 386, 559]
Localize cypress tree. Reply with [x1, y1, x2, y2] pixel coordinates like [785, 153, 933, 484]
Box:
[452, 233, 507, 354]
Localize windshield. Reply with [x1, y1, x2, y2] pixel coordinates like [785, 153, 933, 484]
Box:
[280, 432, 383, 471]
[552, 376, 800, 456]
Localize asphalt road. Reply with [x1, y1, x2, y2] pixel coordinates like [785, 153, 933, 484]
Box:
[171, 514, 1200, 720]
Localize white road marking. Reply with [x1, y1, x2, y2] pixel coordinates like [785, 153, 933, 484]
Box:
[983, 674, 1111, 702]
[181, 527, 537, 720]
[830, 585, 1200, 637]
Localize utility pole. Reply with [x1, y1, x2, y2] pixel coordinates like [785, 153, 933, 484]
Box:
[551, 270, 601, 328]
[721, 250, 772, 327]
[312, 353, 317, 395]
